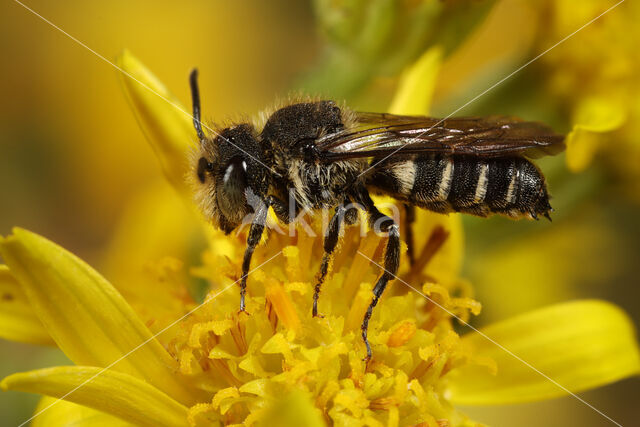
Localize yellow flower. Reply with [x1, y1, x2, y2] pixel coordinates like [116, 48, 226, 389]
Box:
[536, 0, 640, 190]
[1, 51, 639, 427]
[428, 0, 640, 198]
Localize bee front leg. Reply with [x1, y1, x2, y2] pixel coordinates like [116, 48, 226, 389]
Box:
[266, 195, 299, 224]
[313, 204, 347, 318]
[239, 201, 269, 314]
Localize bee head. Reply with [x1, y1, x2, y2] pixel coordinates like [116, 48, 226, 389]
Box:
[188, 70, 259, 233]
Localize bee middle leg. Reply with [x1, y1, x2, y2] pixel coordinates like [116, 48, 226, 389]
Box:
[269, 194, 342, 318]
[313, 204, 347, 317]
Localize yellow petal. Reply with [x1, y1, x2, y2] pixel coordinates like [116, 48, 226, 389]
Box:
[565, 130, 601, 174]
[116, 49, 195, 194]
[0, 265, 54, 345]
[447, 300, 640, 405]
[260, 391, 325, 427]
[389, 46, 443, 116]
[32, 397, 133, 427]
[2, 366, 189, 427]
[571, 97, 627, 134]
[566, 96, 627, 172]
[100, 182, 205, 334]
[408, 212, 464, 287]
[0, 228, 197, 405]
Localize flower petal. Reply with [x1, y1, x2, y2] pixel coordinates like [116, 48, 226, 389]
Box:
[566, 96, 627, 172]
[388, 46, 442, 116]
[117, 49, 195, 194]
[32, 397, 133, 427]
[259, 391, 325, 427]
[2, 367, 189, 427]
[0, 265, 53, 345]
[414, 212, 464, 286]
[446, 300, 640, 405]
[0, 228, 197, 405]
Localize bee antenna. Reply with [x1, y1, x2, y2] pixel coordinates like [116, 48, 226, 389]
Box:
[189, 68, 205, 141]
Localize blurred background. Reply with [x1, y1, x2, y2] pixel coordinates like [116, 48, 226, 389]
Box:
[0, 0, 638, 425]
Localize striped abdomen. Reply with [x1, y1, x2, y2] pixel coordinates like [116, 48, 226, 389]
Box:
[367, 154, 552, 219]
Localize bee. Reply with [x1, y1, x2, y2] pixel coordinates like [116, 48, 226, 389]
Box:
[188, 70, 565, 360]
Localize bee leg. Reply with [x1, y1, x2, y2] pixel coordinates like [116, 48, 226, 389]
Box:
[404, 204, 416, 266]
[266, 195, 299, 224]
[344, 199, 359, 225]
[362, 221, 400, 362]
[360, 200, 400, 363]
[239, 201, 269, 314]
[313, 204, 347, 318]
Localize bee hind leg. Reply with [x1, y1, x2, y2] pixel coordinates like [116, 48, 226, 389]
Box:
[360, 199, 400, 363]
[362, 221, 400, 363]
[403, 204, 416, 266]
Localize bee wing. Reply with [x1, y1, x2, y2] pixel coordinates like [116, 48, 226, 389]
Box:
[317, 112, 565, 161]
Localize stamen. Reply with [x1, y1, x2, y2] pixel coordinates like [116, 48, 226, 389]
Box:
[262, 301, 276, 336]
[404, 225, 449, 282]
[387, 320, 417, 347]
[345, 282, 373, 332]
[282, 246, 302, 282]
[209, 359, 242, 387]
[211, 387, 240, 410]
[343, 234, 383, 299]
[295, 226, 316, 272]
[265, 278, 301, 334]
[230, 314, 248, 355]
[369, 396, 397, 410]
[316, 381, 340, 414]
[410, 360, 435, 380]
[187, 402, 215, 426]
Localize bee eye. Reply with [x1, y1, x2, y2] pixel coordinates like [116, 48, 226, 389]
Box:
[197, 157, 214, 183]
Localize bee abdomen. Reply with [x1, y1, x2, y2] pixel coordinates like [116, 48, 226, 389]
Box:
[405, 155, 550, 219]
[475, 157, 550, 218]
[409, 155, 453, 213]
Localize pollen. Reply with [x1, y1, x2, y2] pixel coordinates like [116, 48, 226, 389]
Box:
[386, 320, 417, 347]
[162, 214, 481, 425]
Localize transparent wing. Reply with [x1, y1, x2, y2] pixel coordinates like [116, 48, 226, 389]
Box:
[317, 112, 565, 161]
